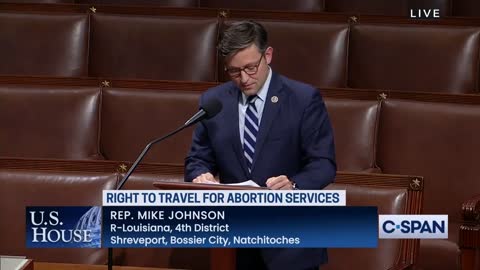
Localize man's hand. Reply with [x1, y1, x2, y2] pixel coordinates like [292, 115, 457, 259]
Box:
[192, 172, 218, 184]
[266, 175, 294, 190]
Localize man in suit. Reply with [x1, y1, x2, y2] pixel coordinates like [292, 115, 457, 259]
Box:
[185, 20, 336, 270]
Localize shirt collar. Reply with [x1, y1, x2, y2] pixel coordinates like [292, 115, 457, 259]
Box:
[241, 67, 272, 105]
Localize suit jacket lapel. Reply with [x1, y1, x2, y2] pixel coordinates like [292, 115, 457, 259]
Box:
[251, 73, 284, 173]
[226, 86, 250, 179]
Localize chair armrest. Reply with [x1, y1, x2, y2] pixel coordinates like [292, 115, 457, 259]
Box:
[462, 195, 480, 223]
[460, 195, 480, 253]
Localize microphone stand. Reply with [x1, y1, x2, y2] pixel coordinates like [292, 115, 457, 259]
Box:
[107, 123, 191, 270]
[105, 96, 221, 269]
[116, 124, 189, 191]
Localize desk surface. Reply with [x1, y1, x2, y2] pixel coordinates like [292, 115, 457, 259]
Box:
[34, 262, 183, 270]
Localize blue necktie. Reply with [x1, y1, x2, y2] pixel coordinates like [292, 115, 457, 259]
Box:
[244, 95, 259, 172]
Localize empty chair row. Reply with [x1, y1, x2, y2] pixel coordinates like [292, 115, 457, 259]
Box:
[0, 80, 479, 270]
[1, 0, 480, 17]
[0, 165, 422, 270]
[1, 11, 480, 93]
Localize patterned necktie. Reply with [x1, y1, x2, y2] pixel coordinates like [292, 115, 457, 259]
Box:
[243, 95, 259, 172]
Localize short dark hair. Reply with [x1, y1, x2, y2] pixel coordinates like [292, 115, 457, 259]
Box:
[218, 20, 268, 58]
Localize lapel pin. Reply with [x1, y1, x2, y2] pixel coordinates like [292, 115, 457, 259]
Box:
[271, 96, 279, 103]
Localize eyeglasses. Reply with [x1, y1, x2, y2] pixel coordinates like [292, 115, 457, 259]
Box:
[225, 54, 264, 78]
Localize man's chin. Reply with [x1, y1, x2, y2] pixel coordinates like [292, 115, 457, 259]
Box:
[241, 87, 258, 96]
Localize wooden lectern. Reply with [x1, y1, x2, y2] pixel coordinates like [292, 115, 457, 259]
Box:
[153, 181, 264, 270]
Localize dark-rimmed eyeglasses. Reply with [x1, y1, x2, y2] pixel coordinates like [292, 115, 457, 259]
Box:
[225, 54, 264, 78]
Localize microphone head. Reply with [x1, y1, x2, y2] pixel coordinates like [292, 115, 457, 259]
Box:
[202, 98, 222, 119]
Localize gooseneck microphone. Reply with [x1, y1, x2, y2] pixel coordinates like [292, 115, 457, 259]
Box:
[116, 98, 222, 191]
[107, 98, 222, 270]
[184, 99, 222, 127]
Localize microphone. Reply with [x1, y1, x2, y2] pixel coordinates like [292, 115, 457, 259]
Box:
[184, 98, 222, 127]
[108, 98, 222, 270]
[115, 98, 222, 191]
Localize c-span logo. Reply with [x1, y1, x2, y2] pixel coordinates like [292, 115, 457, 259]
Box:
[379, 215, 448, 239]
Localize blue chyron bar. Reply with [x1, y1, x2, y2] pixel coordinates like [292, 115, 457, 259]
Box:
[102, 206, 378, 248]
[25, 206, 378, 248]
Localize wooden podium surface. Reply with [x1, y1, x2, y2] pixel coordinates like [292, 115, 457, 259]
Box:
[35, 262, 183, 270]
[152, 181, 254, 270]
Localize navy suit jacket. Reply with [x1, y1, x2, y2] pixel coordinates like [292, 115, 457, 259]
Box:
[185, 72, 336, 269]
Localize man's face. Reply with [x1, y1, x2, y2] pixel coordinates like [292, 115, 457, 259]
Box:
[225, 44, 273, 96]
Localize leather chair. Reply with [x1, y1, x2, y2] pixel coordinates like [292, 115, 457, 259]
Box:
[325, 97, 380, 172]
[0, 0, 74, 2]
[199, 0, 324, 12]
[75, 0, 197, 7]
[0, 12, 89, 76]
[89, 14, 218, 81]
[0, 169, 118, 264]
[376, 98, 480, 270]
[452, 0, 480, 17]
[324, 183, 409, 269]
[100, 88, 200, 163]
[0, 85, 102, 159]
[348, 24, 480, 93]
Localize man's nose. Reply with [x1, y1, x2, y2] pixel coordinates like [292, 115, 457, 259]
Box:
[240, 70, 249, 83]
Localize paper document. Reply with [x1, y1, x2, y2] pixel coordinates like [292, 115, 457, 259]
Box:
[207, 180, 260, 187]
[225, 180, 260, 187]
[0, 255, 29, 270]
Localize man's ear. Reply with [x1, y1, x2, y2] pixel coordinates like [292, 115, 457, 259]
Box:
[265, 46, 273, 65]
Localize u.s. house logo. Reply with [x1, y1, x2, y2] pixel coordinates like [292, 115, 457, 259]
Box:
[26, 206, 101, 248]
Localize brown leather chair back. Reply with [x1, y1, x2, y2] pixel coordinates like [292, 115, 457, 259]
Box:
[76, 0, 197, 6]
[452, 0, 480, 17]
[100, 88, 200, 163]
[376, 98, 480, 270]
[200, 0, 324, 11]
[323, 183, 408, 270]
[89, 14, 218, 81]
[0, 0, 74, 2]
[325, 98, 380, 172]
[0, 85, 102, 159]
[378, 99, 480, 223]
[0, 170, 117, 264]
[325, 0, 407, 15]
[0, 12, 89, 76]
[348, 24, 480, 93]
